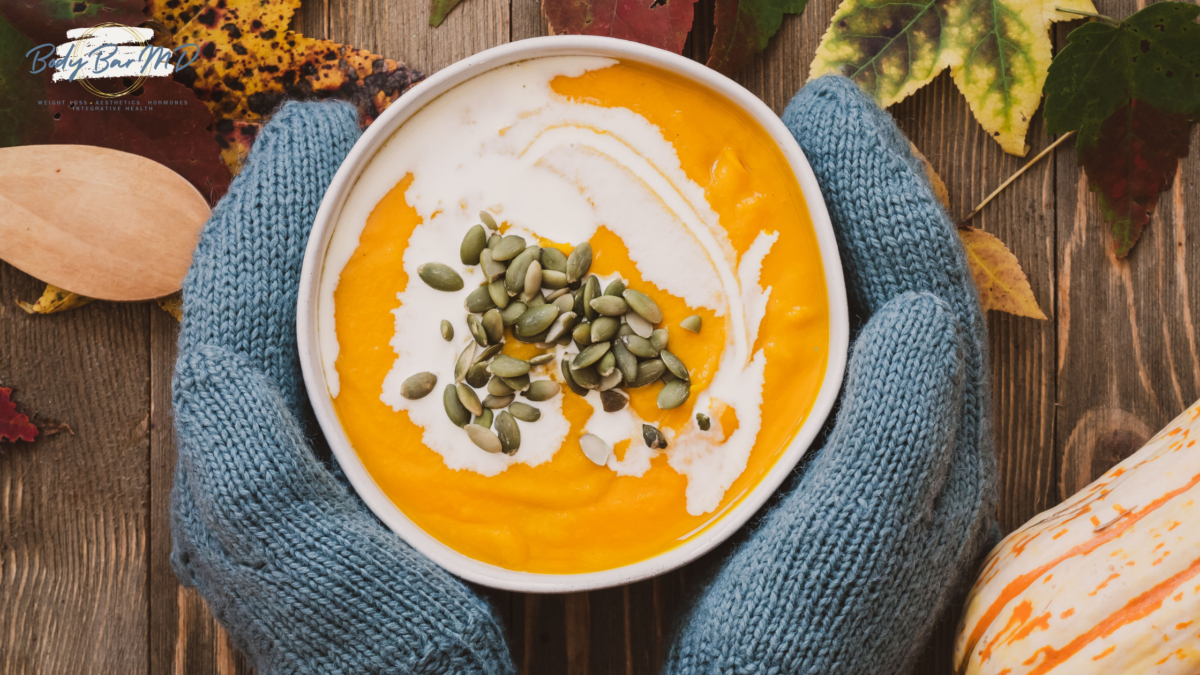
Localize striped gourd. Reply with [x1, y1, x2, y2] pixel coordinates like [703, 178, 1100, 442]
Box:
[955, 399, 1200, 674]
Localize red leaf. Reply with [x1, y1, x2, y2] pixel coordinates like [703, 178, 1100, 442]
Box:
[1079, 99, 1191, 258]
[543, 0, 697, 55]
[0, 0, 147, 45]
[707, 0, 808, 75]
[0, 388, 38, 443]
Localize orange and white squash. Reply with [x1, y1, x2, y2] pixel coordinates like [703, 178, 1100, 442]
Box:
[954, 400, 1200, 674]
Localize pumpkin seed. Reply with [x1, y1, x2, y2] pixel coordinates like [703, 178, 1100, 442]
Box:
[488, 280, 510, 309]
[465, 362, 491, 388]
[509, 402, 541, 422]
[624, 311, 652, 338]
[596, 351, 616, 377]
[580, 433, 611, 465]
[443, 384, 471, 427]
[598, 370, 622, 391]
[483, 393, 515, 409]
[617, 323, 636, 338]
[492, 234, 527, 261]
[657, 379, 690, 410]
[524, 380, 561, 401]
[488, 376, 515, 397]
[489, 354, 531, 378]
[456, 383, 483, 416]
[523, 260, 543, 300]
[660, 349, 689, 380]
[622, 334, 659, 358]
[418, 263, 464, 292]
[600, 389, 627, 412]
[573, 341, 611, 368]
[505, 248, 537, 294]
[611, 339, 638, 383]
[696, 413, 711, 431]
[552, 294, 575, 313]
[495, 411, 520, 455]
[541, 269, 568, 290]
[544, 310, 577, 343]
[526, 290, 546, 307]
[604, 279, 626, 297]
[513, 328, 549, 344]
[479, 210, 498, 230]
[546, 287, 570, 301]
[566, 242, 593, 283]
[480, 249, 506, 281]
[570, 362, 600, 389]
[642, 424, 668, 449]
[501, 374, 530, 391]
[474, 408, 494, 429]
[561, 357, 588, 395]
[465, 424, 503, 453]
[629, 358, 665, 387]
[590, 316, 619, 343]
[453, 342, 476, 382]
[573, 322, 593, 346]
[516, 305, 559, 337]
[680, 315, 702, 333]
[590, 296, 629, 316]
[541, 247, 568, 273]
[650, 329, 669, 353]
[500, 301, 527, 326]
[401, 372, 437, 400]
[487, 234, 502, 249]
[475, 343, 502, 363]
[529, 353, 556, 367]
[440, 320, 454, 341]
[622, 289, 663, 323]
[467, 314, 489, 347]
[460, 224, 487, 265]
[482, 309, 504, 344]
[464, 285, 496, 313]
[574, 278, 590, 316]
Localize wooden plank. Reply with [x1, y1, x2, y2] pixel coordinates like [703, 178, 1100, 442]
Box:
[0, 264, 150, 674]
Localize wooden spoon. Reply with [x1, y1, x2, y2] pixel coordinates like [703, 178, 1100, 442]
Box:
[0, 144, 211, 301]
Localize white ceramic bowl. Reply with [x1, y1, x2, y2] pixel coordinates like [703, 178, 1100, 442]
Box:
[297, 35, 849, 593]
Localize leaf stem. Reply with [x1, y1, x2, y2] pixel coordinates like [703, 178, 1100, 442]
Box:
[958, 131, 1076, 227]
[1054, 7, 1119, 25]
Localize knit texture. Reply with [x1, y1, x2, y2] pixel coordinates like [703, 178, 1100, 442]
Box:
[664, 75, 998, 674]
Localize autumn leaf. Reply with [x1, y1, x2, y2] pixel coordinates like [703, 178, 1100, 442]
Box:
[910, 142, 951, 211]
[543, 0, 698, 55]
[0, 387, 38, 443]
[157, 292, 184, 321]
[707, 0, 809, 75]
[810, 0, 1098, 156]
[1044, 2, 1200, 257]
[214, 118, 261, 176]
[430, 0, 467, 26]
[959, 227, 1046, 319]
[17, 284, 94, 315]
[0, 0, 146, 45]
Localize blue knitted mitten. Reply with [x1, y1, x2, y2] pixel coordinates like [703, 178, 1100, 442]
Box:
[664, 76, 998, 674]
[169, 101, 514, 674]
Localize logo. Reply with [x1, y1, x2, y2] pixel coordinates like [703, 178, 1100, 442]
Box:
[25, 23, 198, 98]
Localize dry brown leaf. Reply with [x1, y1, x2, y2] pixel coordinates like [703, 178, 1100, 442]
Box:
[958, 228, 1047, 320]
[16, 284, 94, 315]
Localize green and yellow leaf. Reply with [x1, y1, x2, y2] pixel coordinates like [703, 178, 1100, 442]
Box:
[16, 284, 94, 315]
[959, 227, 1046, 319]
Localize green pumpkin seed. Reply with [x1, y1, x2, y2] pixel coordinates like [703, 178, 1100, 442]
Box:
[561, 357, 588, 395]
[457, 383, 483, 416]
[650, 329, 669, 353]
[524, 380, 561, 401]
[516, 305, 559, 337]
[526, 290, 546, 307]
[596, 351, 616, 377]
[465, 424, 503, 453]
[401, 372, 438, 400]
[495, 411, 520, 455]
[418, 263, 464, 292]
[622, 288, 663, 323]
[483, 393, 515, 409]
[598, 370, 622, 391]
[541, 269, 569, 290]
[488, 376, 515, 396]
[611, 339, 638, 383]
[501, 374, 530, 391]
[467, 314, 489, 347]
[642, 424, 668, 449]
[546, 287, 570, 301]
[529, 353, 556, 367]
[696, 413, 711, 431]
[464, 285, 496, 313]
[566, 242, 593, 283]
[505, 248, 537, 294]
[570, 362, 600, 389]
[509, 402, 541, 422]
[492, 234, 527, 261]
[573, 322, 593, 346]
[443, 385, 471, 427]
[523, 260, 543, 300]
[475, 343, 502, 364]
[479, 210, 498, 230]
[680, 315, 702, 333]
[465, 361, 491, 388]
[480, 249, 506, 281]
[660, 349, 689, 380]
[600, 389, 628, 412]
[513, 328, 549, 344]
[590, 296, 629, 316]
[573, 341, 611, 368]
[482, 309, 504, 344]
[474, 408, 494, 429]
[622, 334, 659, 358]
[552, 294, 575, 313]
[590, 316, 619, 343]
[580, 433, 611, 465]
[460, 224, 487, 265]
[624, 311, 653, 338]
[657, 380, 690, 410]
[662, 371, 678, 384]
[488, 280, 510, 309]
[489, 354, 531, 378]
[629, 358, 665, 387]
[440, 320, 454, 341]
[544, 311, 577, 343]
[541, 247, 568, 273]
[487, 234, 502, 249]
[574, 277, 590, 316]
[453, 342, 476, 382]
[604, 279, 626, 297]
[617, 323, 635, 338]
[500, 302, 527, 326]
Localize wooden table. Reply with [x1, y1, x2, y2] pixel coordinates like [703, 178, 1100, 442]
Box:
[3, 0, 1198, 672]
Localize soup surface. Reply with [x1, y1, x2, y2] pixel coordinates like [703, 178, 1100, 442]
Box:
[321, 57, 830, 573]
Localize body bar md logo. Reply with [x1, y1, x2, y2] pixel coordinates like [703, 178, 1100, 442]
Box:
[25, 23, 197, 98]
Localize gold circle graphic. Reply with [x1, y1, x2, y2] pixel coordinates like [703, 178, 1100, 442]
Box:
[69, 22, 151, 99]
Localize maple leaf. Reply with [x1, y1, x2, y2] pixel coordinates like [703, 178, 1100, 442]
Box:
[542, 0, 698, 55]
[707, 0, 809, 75]
[1044, 2, 1200, 257]
[809, 0, 1098, 157]
[0, 387, 38, 443]
[959, 227, 1046, 319]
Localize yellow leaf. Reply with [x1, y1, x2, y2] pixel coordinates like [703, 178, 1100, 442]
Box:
[16, 284, 94, 315]
[910, 142, 951, 212]
[958, 228, 1046, 319]
[157, 292, 183, 322]
[810, 0, 1097, 156]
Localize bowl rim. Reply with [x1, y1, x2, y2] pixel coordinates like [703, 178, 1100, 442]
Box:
[296, 35, 849, 593]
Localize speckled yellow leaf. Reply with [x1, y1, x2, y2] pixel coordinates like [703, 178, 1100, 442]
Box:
[958, 227, 1046, 319]
[16, 284, 93, 315]
[810, 0, 1097, 156]
[157, 292, 183, 321]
